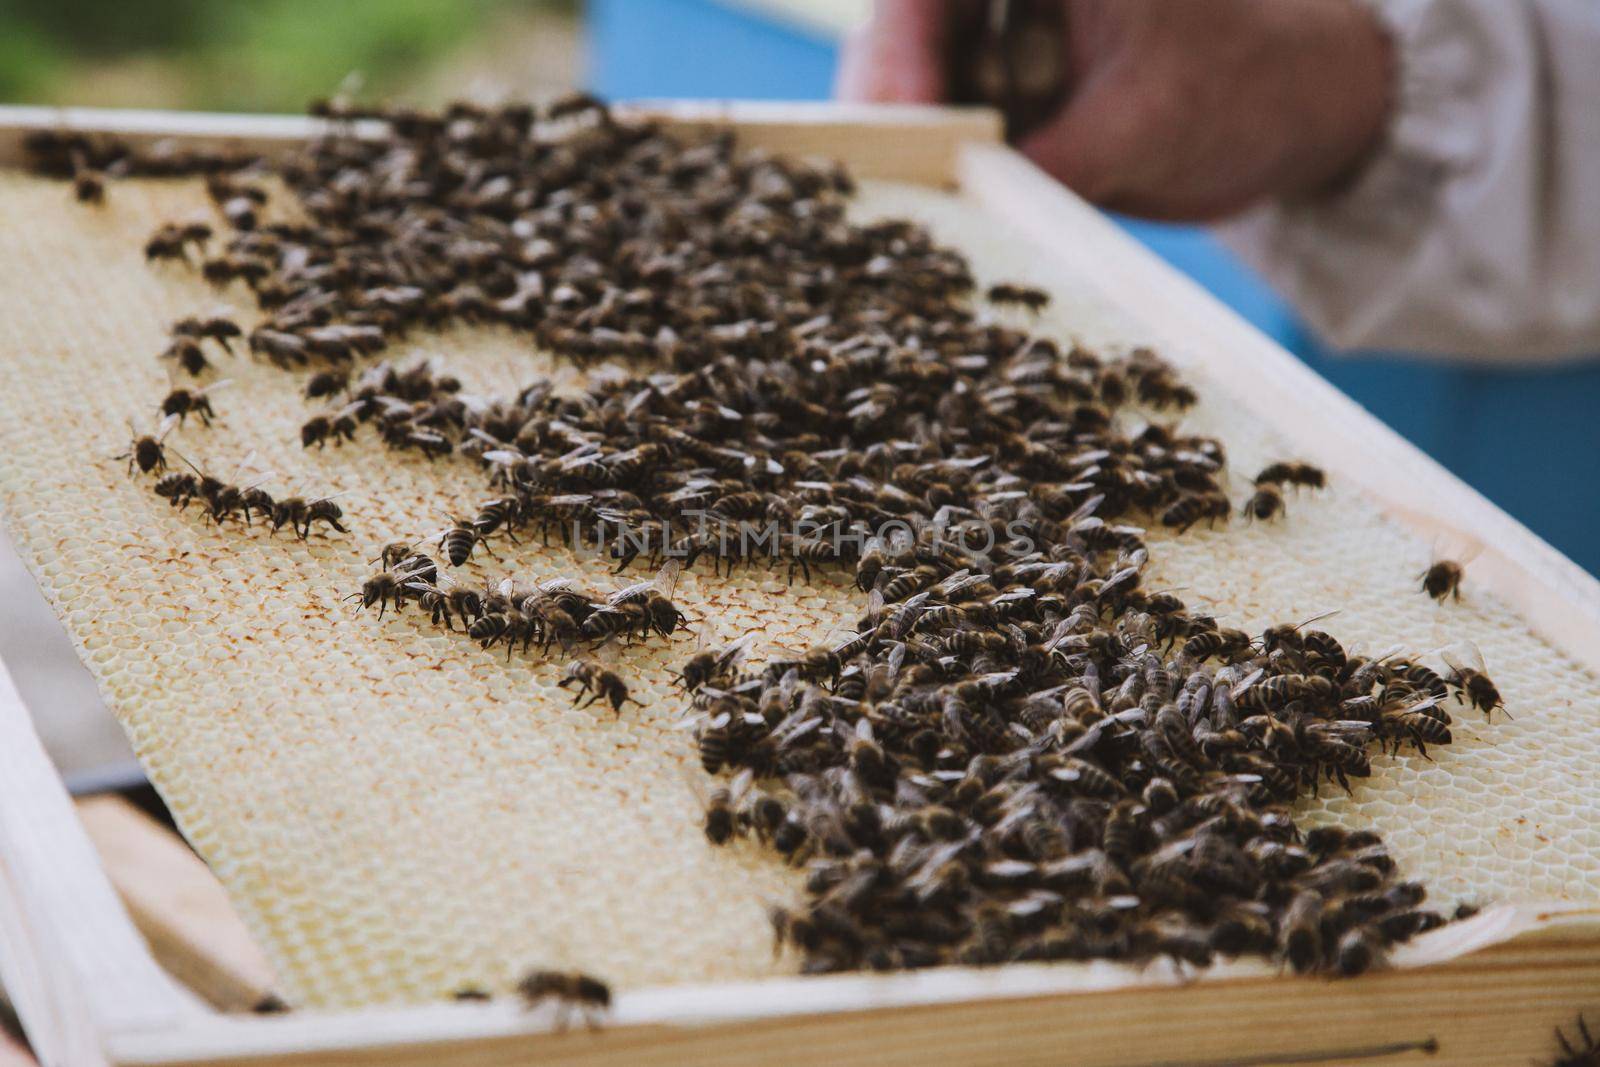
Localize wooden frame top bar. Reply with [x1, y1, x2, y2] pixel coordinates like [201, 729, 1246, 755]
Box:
[0, 102, 1003, 186]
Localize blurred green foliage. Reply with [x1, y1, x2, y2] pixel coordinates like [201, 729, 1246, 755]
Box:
[0, 0, 574, 111]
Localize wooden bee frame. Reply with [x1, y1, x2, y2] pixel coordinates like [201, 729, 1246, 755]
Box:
[0, 103, 1597, 1067]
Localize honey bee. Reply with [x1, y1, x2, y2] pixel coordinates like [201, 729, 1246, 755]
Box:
[1241, 483, 1284, 523]
[69, 149, 105, 204]
[152, 471, 200, 509]
[116, 414, 178, 475]
[467, 610, 530, 657]
[1442, 644, 1505, 718]
[608, 559, 688, 638]
[1420, 559, 1464, 602]
[1334, 924, 1386, 977]
[1180, 627, 1251, 663]
[697, 768, 753, 846]
[172, 315, 242, 353]
[579, 603, 645, 645]
[1254, 461, 1326, 489]
[676, 633, 754, 692]
[879, 564, 939, 602]
[986, 283, 1050, 312]
[201, 254, 270, 288]
[1160, 492, 1229, 533]
[375, 542, 436, 586]
[1382, 696, 1454, 753]
[304, 368, 350, 400]
[472, 496, 524, 541]
[1302, 629, 1347, 675]
[1101, 797, 1143, 862]
[412, 578, 484, 632]
[271, 493, 348, 539]
[249, 328, 309, 367]
[206, 175, 267, 231]
[1278, 888, 1324, 973]
[160, 380, 228, 426]
[161, 336, 211, 377]
[515, 969, 611, 1029]
[855, 535, 887, 592]
[438, 515, 491, 567]
[301, 409, 359, 449]
[558, 658, 640, 715]
[346, 561, 429, 619]
[144, 221, 212, 263]
[545, 91, 611, 122]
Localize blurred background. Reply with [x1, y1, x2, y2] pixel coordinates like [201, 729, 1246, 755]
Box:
[4, 0, 1597, 784]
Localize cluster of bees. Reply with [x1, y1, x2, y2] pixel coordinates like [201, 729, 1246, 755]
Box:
[34, 94, 1508, 992]
[117, 417, 346, 538]
[682, 586, 1497, 976]
[353, 545, 677, 714]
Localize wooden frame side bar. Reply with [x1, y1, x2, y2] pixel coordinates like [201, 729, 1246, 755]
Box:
[0, 103, 1001, 187]
[0, 661, 199, 1066]
[956, 142, 1600, 677]
[76, 797, 279, 1015]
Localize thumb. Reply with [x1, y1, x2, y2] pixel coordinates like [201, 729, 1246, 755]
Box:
[835, 0, 952, 103]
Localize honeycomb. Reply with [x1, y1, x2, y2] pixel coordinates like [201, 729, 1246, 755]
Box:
[0, 167, 1597, 1010]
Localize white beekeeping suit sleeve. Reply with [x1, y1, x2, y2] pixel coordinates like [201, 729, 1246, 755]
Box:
[1217, 0, 1600, 363]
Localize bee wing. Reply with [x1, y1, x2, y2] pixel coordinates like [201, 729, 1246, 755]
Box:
[528, 578, 570, 600]
[1065, 493, 1106, 524]
[653, 557, 683, 597]
[905, 840, 970, 889]
[226, 448, 260, 482]
[1440, 639, 1486, 674]
[1398, 693, 1443, 716]
[886, 640, 906, 680]
[154, 412, 181, 440]
[390, 560, 434, 583]
[716, 631, 757, 670]
[1229, 668, 1265, 698]
[675, 764, 718, 816]
[606, 578, 654, 604]
[239, 471, 277, 492]
[771, 712, 822, 748]
[865, 587, 886, 618]
[199, 377, 234, 396]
